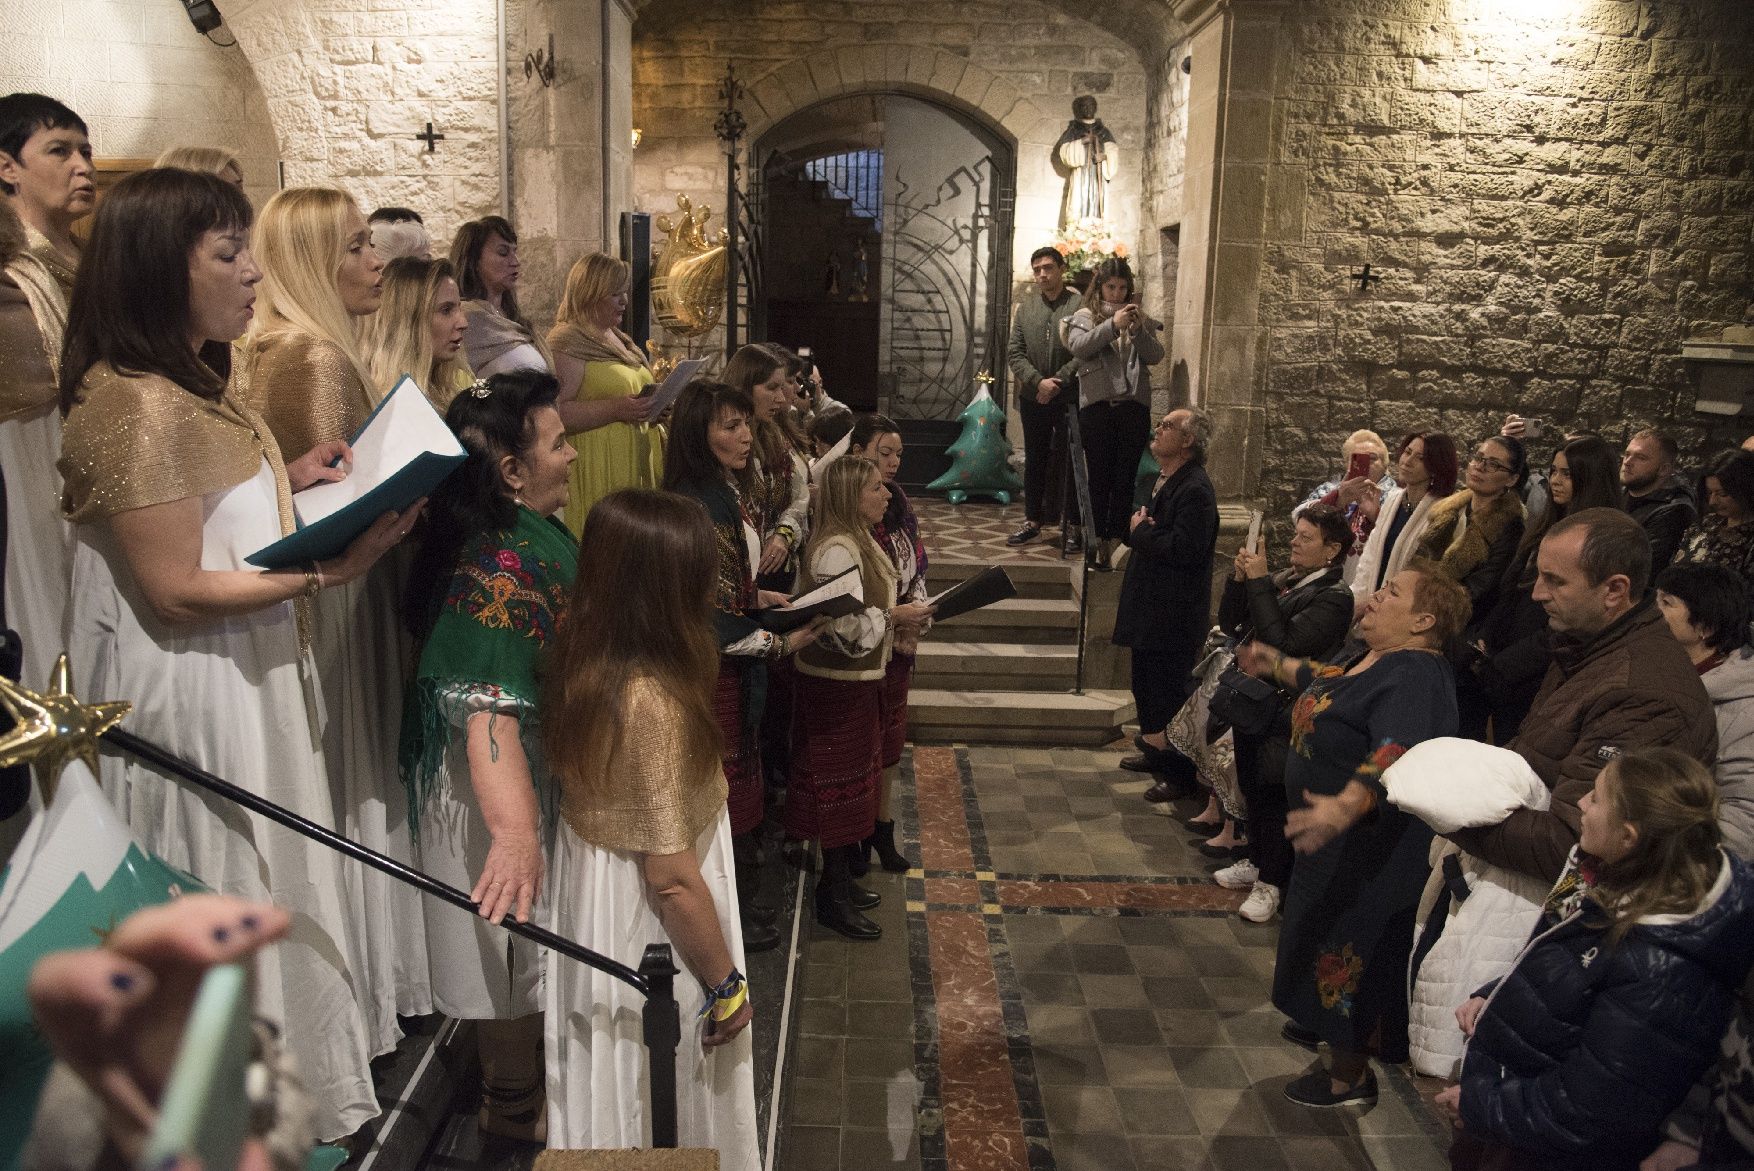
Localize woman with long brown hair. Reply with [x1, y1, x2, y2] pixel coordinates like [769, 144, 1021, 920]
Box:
[451, 215, 552, 378]
[723, 343, 809, 590]
[542, 488, 758, 1165]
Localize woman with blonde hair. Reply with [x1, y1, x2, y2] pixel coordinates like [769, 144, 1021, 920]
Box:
[363, 255, 473, 408]
[153, 144, 243, 187]
[789, 457, 933, 939]
[543, 488, 758, 1163]
[547, 251, 660, 532]
[245, 183, 428, 1052]
[452, 215, 551, 378]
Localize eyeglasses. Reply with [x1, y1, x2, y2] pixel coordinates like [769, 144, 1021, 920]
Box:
[1468, 451, 1514, 475]
[1156, 419, 1185, 433]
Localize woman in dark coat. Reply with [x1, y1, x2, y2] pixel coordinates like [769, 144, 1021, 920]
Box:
[1438, 749, 1754, 1171]
[1212, 504, 1357, 924]
[1237, 562, 1471, 1107]
[1458, 435, 1622, 742]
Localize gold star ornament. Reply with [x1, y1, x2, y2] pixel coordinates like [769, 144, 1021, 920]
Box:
[0, 654, 131, 798]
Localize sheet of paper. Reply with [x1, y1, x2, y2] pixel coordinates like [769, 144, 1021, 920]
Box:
[292, 375, 463, 524]
[641, 357, 710, 417]
[1246, 510, 1263, 554]
[784, 564, 860, 609]
[810, 431, 851, 478]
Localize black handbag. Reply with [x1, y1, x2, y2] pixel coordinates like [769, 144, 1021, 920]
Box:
[1208, 664, 1281, 738]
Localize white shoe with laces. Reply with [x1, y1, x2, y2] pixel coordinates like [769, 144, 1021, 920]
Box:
[1238, 881, 1281, 924]
[1213, 858, 1259, 890]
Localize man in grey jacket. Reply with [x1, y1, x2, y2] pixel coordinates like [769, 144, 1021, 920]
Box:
[1005, 247, 1082, 552]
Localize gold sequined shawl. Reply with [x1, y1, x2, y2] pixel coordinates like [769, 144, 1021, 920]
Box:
[243, 330, 373, 463]
[559, 676, 727, 855]
[0, 222, 76, 422]
[546, 321, 649, 372]
[60, 364, 287, 527]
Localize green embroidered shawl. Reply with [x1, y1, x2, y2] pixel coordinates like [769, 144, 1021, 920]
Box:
[399, 506, 579, 834]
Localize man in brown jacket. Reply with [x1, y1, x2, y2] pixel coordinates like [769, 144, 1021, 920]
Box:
[1449, 508, 1717, 883]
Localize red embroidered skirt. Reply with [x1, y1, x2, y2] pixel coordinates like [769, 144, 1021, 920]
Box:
[714, 661, 764, 836]
[785, 672, 881, 849]
[879, 651, 915, 769]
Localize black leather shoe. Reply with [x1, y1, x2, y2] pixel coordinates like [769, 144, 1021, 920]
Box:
[1006, 522, 1042, 547]
[1061, 526, 1084, 555]
[816, 886, 882, 940]
[1199, 840, 1250, 859]
[1145, 778, 1196, 803]
[1087, 545, 1112, 572]
[742, 918, 782, 953]
[1281, 1021, 1322, 1052]
[1120, 753, 1161, 772]
[849, 883, 881, 910]
[1284, 1069, 1376, 1108]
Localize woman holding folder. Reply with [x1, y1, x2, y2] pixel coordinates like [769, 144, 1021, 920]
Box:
[790, 457, 935, 939]
[57, 168, 410, 1142]
[662, 381, 823, 953]
[245, 185, 428, 1052]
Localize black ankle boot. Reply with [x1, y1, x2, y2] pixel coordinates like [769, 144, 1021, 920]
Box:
[865, 818, 910, 873]
[815, 846, 881, 940]
[733, 832, 780, 947]
[849, 881, 881, 911]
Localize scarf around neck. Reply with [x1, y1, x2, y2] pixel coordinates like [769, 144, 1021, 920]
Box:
[546, 320, 649, 371]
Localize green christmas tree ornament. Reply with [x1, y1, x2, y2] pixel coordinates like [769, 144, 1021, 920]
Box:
[926, 378, 1024, 505]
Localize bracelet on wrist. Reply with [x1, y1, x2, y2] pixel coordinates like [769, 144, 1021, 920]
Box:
[700, 968, 748, 1021]
[301, 564, 323, 599]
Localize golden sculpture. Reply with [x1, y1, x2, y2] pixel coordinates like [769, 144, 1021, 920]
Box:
[0, 654, 131, 799]
[650, 194, 727, 339]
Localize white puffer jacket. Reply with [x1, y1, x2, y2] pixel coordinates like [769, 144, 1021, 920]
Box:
[1382, 737, 1553, 1080]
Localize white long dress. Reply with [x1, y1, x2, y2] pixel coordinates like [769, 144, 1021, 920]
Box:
[545, 806, 758, 1164]
[0, 406, 72, 693]
[66, 459, 380, 1142]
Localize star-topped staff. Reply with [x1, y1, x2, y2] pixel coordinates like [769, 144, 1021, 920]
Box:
[976, 369, 995, 388]
[0, 654, 131, 801]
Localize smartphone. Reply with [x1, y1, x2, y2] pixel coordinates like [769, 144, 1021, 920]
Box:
[1522, 417, 1543, 439]
[1346, 451, 1373, 481]
[140, 964, 252, 1171]
[1246, 510, 1264, 555]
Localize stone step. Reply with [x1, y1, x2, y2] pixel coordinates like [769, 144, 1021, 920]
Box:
[926, 558, 1074, 600]
[931, 596, 1080, 644]
[907, 688, 1135, 747]
[912, 640, 1079, 691]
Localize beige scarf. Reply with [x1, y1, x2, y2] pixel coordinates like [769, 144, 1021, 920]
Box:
[0, 221, 76, 419]
[546, 320, 649, 371]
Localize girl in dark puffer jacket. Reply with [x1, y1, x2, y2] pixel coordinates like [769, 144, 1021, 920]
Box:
[1436, 748, 1754, 1171]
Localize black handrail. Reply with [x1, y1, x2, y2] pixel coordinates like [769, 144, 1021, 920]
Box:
[101, 726, 683, 1148]
[1064, 403, 1098, 695]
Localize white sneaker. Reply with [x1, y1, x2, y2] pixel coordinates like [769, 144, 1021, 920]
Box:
[1238, 881, 1281, 924]
[1213, 859, 1260, 890]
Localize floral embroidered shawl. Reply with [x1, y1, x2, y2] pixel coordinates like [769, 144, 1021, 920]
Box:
[399, 506, 579, 831]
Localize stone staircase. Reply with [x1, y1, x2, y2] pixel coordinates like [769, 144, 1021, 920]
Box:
[908, 558, 1135, 747]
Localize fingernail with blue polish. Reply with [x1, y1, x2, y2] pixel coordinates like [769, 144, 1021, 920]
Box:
[212, 926, 231, 944]
[240, 915, 261, 932]
[110, 972, 135, 992]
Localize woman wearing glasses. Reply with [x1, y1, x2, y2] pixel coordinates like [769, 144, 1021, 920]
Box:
[1415, 435, 1527, 615]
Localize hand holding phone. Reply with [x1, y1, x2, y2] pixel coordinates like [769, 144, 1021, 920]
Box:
[1346, 450, 1374, 483]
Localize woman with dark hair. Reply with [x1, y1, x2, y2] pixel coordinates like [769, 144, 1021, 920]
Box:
[723, 343, 810, 591]
[1416, 434, 1527, 613]
[542, 489, 759, 1164]
[451, 215, 552, 378]
[847, 413, 929, 875]
[1349, 431, 1460, 612]
[1459, 434, 1623, 741]
[399, 369, 576, 1140]
[1209, 503, 1357, 925]
[663, 381, 822, 953]
[1677, 449, 1754, 595]
[57, 167, 411, 1141]
[1657, 561, 1754, 860]
[1064, 257, 1164, 570]
[1236, 563, 1469, 1108]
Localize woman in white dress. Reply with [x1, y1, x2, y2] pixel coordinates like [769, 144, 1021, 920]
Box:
[245, 186, 430, 1045]
[541, 488, 758, 1166]
[400, 368, 577, 1141]
[56, 168, 415, 1141]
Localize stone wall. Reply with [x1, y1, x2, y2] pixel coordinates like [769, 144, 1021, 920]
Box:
[3, 0, 280, 208]
[1255, 0, 1754, 518]
[630, 0, 1151, 364]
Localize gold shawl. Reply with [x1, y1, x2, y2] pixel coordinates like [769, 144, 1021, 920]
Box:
[0, 221, 76, 422]
[546, 321, 650, 372]
[242, 330, 373, 463]
[559, 676, 727, 855]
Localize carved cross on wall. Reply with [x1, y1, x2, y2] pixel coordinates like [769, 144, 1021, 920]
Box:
[1351, 264, 1382, 293]
[415, 122, 445, 153]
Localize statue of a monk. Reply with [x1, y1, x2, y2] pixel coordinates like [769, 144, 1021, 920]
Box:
[1055, 95, 1118, 226]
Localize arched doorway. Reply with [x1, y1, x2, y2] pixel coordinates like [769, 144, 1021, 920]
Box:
[753, 92, 1016, 486]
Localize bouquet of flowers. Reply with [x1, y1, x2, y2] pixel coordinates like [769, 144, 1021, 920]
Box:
[1053, 217, 1130, 277]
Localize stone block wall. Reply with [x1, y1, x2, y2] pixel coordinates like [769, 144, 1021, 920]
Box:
[3, 0, 280, 208]
[1255, 0, 1754, 518]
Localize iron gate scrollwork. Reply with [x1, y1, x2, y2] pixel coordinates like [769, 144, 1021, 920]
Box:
[884, 156, 1013, 421]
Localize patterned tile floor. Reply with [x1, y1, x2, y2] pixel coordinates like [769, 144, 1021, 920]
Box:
[911, 499, 1076, 564]
[781, 743, 1453, 1171]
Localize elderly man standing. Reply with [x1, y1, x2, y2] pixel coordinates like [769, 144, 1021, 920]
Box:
[1114, 408, 1219, 799]
[1006, 246, 1083, 552]
[1622, 427, 1697, 574]
[1449, 508, 1717, 883]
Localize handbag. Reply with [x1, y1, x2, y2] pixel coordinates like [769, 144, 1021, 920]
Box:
[1208, 663, 1281, 738]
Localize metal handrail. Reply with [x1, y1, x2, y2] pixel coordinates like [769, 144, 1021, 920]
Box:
[101, 727, 684, 1148]
[1064, 403, 1097, 696]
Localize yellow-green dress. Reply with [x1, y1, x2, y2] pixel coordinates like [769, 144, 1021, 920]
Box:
[548, 322, 666, 535]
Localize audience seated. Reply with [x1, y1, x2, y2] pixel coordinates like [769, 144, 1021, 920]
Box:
[1349, 431, 1459, 611]
[1676, 448, 1754, 597]
[1416, 435, 1527, 613]
[1623, 428, 1698, 573]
